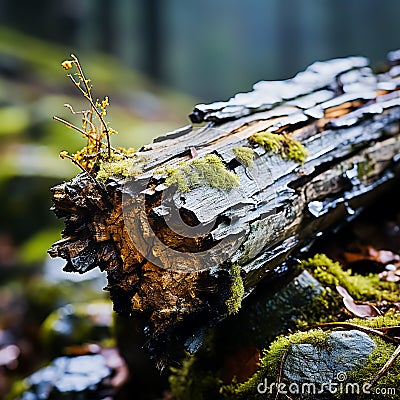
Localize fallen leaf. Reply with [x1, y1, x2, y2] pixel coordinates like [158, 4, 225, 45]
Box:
[336, 285, 380, 318]
[220, 346, 260, 384]
[376, 325, 400, 339]
[0, 344, 20, 369]
[343, 246, 400, 265]
[343, 251, 368, 264]
[379, 263, 400, 282]
[102, 347, 129, 388]
[379, 270, 400, 282]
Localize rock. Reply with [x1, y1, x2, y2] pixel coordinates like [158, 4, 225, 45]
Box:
[283, 330, 376, 393]
[41, 302, 114, 356]
[19, 354, 111, 399]
[213, 269, 326, 351]
[17, 350, 127, 400]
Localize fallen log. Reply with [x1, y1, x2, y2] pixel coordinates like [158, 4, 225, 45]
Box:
[49, 51, 400, 367]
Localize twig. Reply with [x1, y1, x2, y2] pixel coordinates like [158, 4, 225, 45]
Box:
[59, 152, 105, 187]
[59, 153, 88, 174]
[70, 54, 111, 157]
[308, 322, 400, 345]
[275, 349, 289, 400]
[53, 116, 91, 138]
[370, 344, 400, 387]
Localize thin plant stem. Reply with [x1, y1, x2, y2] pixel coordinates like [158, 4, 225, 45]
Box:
[53, 116, 91, 139]
[70, 54, 111, 157]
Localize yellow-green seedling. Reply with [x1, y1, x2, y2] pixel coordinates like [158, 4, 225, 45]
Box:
[55, 54, 134, 174]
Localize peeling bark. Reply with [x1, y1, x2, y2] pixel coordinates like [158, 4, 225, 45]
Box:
[49, 51, 400, 367]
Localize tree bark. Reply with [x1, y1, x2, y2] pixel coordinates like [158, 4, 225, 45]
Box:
[49, 51, 400, 367]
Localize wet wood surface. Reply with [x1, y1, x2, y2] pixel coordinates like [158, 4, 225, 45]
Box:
[49, 51, 400, 366]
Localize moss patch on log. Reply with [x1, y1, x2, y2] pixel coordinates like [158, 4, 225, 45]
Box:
[95, 149, 145, 182]
[232, 146, 255, 167]
[300, 253, 399, 301]
[249, 131, 309, 164]
[225, 264, 245, 315]
[158, 153, 240, 193]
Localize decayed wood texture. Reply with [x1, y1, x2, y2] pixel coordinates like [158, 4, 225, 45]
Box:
[49, 51, 400, 366]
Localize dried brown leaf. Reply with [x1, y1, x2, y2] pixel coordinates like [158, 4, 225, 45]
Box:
[220, 346, 261, 384]
[336, 285, 380, 318]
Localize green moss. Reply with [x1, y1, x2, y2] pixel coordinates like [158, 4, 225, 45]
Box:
[162, 162, 193, 192]
[225, 264, 245, 315]
[357, 160, 375, 181]
[341, 313, 400, 400]
[300, 253, 399, 301]
[222, 313, 400, 399]
[96, 153, 144, 182]
[249, 131, 309, 164]
[295, 287, 342, 329]
[169, 353, 222, 400]
[159, 154, 240, 193]
[347, 337, 399, 399]
[232, 146, 255, 167]
[222, 329, 329, 399]
[347, 311, 400, 329]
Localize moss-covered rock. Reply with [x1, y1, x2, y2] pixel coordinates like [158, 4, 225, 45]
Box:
[343, 313, 400, 400]
[221, 329, 330, 399]
[169, 253, 399, 399]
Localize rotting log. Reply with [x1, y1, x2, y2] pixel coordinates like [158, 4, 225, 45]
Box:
[49, 50, 400, 367]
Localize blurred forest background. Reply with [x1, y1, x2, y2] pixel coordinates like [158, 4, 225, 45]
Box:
[0, 0, 399, 398]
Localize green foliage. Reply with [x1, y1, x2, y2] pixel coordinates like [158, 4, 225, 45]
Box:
[41, 302, 114, 357]
[300, 253, 399, 301]
[159, 154, 240, 192]
[232, 146, 255, 167]
[225, 264, 245, 315]
[20, 228, 61, 264]
[0, 106, 29, 136]
[249, 131, 309, 164]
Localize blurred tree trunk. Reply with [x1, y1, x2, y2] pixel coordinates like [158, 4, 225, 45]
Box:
[141, 0, 163, 83]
